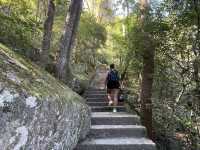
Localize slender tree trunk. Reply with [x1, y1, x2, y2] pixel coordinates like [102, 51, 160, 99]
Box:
[36, 0, 40, 22]
[193, 0, 200, 90]
[140, 45, 155, 139]
[193, 57, 200, 90]
[40, 0, 55, 68]
[121, 60, 130, 81]
[139, 0, 155, 140]
[56, 0, 83, 83]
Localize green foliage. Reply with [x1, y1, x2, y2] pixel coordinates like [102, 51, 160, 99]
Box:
[0, 0, 42, 55]
[78, 12, 107, 50]
[151, 1, 200, 149]
[0, 13, 41, 52]
[73, 12, 107, 71]
[0, 0, 36, 18]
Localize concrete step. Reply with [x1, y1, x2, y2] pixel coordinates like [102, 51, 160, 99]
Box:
[85, 93, 107, 95]
[85, 89, 106, 94]
[85, 94, 107, 99]
[75, 137, 156, 150]
[85, 92, 107, 96]
[86, 98, 107, 102]
[91, 112, 140, 125]
[91, 106, 126, 112]
[87, 102, 124, 107]
[90, 125, 146, 138]
[87, 88, 106, 90]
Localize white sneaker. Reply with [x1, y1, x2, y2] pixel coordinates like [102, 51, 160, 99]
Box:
[108, 101, 113, 106]
[113, 108, 117, 112]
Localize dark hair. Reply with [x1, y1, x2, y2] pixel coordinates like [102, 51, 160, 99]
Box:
[110, 64, 115, 69]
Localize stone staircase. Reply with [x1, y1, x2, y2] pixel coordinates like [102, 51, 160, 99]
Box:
[75, 88, 156, 150]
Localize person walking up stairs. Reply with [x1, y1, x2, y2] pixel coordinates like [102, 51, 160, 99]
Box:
[106, 64, 121, 113]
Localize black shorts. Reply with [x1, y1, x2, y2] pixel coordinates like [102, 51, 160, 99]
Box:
[107, 81, 120, 90]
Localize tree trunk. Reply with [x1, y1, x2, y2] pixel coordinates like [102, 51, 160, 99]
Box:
[40, 0, 55, 68]
[139, 0, 155, 140]
[121, 60, 130, 81]
[193, 56, 200, 90]
[140, 45, 155, 139]
[56, 0, 83, 83]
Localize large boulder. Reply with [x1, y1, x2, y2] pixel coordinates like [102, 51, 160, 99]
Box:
[89, 64, 108, 89]
[0, 44, 91, 150]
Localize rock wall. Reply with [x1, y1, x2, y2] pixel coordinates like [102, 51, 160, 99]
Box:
[89, 64, 108, 89]
[0, 44, 91, 150]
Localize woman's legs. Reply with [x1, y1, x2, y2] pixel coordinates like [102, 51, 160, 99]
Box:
[107, 88, 119, 109]
[113, 89, 119, 107]
[107, 89, 113, 106]
[111, 89, 119, 112]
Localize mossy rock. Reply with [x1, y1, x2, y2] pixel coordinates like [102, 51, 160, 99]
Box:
[0, 43, 91, 150]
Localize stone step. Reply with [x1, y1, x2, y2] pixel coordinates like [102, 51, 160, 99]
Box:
[85, 92, 106, 95]
[87, 88, 106, 90]
[85, 92, 107, 94]
[85, 93, 107, 95]
[91, 112, 140, 125]
[86, 98, 107, 102]
[85, 94, 107, 99]
[86, 93, 106, 95]
[91, 106, 126, 112]
[86, 89, 106, 93]
[75, 137, 156, 150]
[87, 102, 124, 107]
[90, 125, 146, 138]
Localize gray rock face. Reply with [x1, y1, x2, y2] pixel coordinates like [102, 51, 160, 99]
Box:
[89, 64, 108, 89]
[0, 44, 91, 150]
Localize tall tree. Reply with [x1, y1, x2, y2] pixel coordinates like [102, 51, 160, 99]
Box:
[56, 0, 83, 82]
[139, 0, 155, 139]
[40, 0, 55, 68]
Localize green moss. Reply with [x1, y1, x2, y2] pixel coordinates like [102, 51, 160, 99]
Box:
[0, 43, 84, 103]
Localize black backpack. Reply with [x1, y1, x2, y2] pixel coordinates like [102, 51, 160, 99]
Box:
[107, 70, 119, 82]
